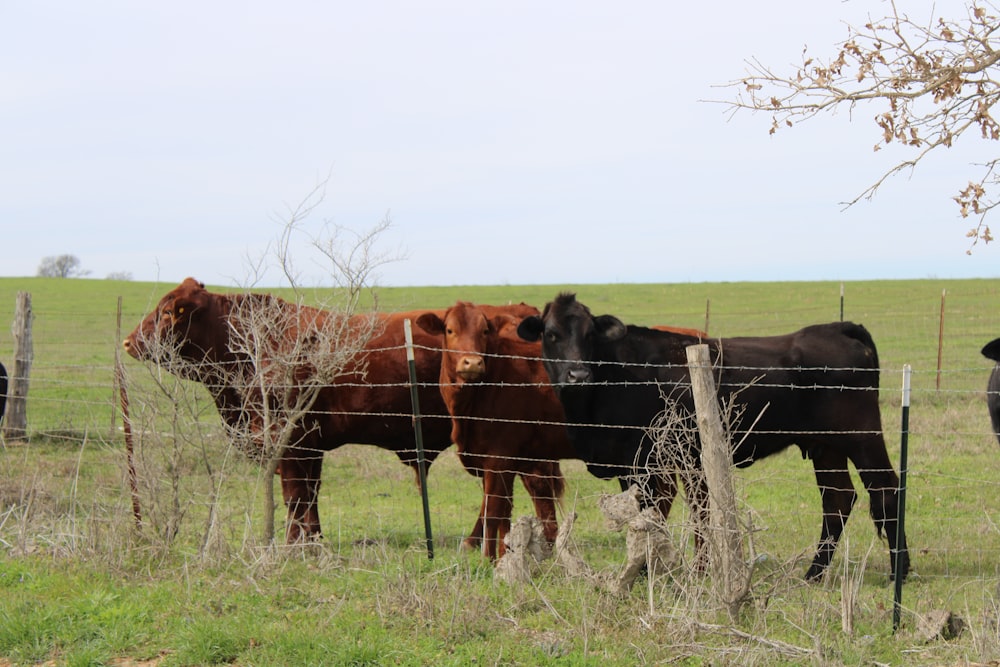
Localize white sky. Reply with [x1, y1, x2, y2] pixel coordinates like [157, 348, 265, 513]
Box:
[3, 1, 997, 287]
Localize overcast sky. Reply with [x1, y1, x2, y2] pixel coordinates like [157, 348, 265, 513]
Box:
[3, 1, 996, 288]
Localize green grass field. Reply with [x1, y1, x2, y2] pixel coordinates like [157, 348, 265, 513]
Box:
[1, 276, 1000, 665]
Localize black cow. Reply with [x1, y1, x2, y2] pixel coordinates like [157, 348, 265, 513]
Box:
[517, 292, 909, 582]
[0, 361, 6, 426]
[982, 338, 1000, 444]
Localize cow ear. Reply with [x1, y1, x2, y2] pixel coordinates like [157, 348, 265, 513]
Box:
[594, 315, 627, 341]
[492, 315, 522, 337]
[171, 298, 196, 323]
[983, 337, 1000, 361]
[415, 313, 445, 336]
[516, 316, 544, 342]
[488, 315, 504, 333]
[179, 289, 214, 319]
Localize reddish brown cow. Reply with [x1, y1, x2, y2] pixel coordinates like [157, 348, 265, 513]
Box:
[122, 278, 543, 546]
[416, 301, 575, 559]
[414, 307, 709, 560]
[653, 324, 706, 338]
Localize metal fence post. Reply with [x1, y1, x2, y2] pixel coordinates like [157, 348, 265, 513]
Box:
[404, 319, 434, 560]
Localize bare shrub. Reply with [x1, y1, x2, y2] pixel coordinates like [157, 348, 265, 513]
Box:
[127, 352, 257, 559]
[123, 181, 401, 559]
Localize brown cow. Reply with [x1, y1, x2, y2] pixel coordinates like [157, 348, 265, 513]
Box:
[122, 278, 544, 546]
[416, 301, 575, 559]
[653, 324, 706, 338]
[414, 307, 709, 560]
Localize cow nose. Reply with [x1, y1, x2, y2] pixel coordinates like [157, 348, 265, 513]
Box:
[457, 355, 485, 379]
[566, 366, 591, 384]
[122, 335, 145, 359]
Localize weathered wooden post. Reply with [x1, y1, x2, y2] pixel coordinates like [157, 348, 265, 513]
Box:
[3, 291, 33, 441]
[685, 343, 749, 617]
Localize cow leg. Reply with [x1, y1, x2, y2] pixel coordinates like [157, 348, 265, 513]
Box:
[807, 450, 857, 581]
[279, 451, 324, 543]
[519, 461, 564, 544]
[459, 453, 487, 551]
[482, 468, 516, 560]
[852, 442, 909, 582]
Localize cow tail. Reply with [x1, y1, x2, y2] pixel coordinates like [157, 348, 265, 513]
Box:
[550, 462, 567, 504]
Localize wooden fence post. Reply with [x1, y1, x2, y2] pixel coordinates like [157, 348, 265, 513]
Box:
[3, 291, 33, 441]
[686, 343, 749, 617]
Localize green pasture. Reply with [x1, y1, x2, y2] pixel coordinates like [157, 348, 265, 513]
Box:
[1, 276, 1000, 665]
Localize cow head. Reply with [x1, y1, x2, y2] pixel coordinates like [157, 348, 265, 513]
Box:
[983, 337, 1000, 363]
[417, 302, 511, 385]
[123, 278, 228, 374]
[516, 292, 626, 392]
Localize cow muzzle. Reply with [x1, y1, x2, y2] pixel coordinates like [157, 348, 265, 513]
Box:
[456, 355, 485, 382]
[564, 365, 592, 384]
[122, 335, 143, 360]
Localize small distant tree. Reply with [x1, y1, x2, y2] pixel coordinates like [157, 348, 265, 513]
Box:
[722, 2, 1000, 250]
[37, 254, 90, 278]
[106, 271, 134, 281]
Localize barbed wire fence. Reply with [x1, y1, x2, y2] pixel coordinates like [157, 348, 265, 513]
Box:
[1, 282, 1000, 630]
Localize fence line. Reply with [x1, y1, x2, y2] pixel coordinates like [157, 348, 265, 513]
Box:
[4, 346, 999, 441]
[2, 284, 1000, 595]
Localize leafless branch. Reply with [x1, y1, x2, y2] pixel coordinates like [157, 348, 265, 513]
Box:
[227, 181, 392, 541]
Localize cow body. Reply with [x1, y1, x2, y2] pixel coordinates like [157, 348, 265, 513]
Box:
[517, 293, 909, 582]
[123, 278, 537, 546]
[982, 338, 1000, 444]
[416, 302, 574, 559]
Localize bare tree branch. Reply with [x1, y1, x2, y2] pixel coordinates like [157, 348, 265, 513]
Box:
[226, 181, 398, 542]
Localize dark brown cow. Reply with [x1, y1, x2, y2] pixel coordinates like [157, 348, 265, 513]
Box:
[416, 301, 574, 559]
[122, 278, 541, 546]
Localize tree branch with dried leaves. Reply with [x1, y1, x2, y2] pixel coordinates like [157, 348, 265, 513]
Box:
[720, 1, 1000, 251]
